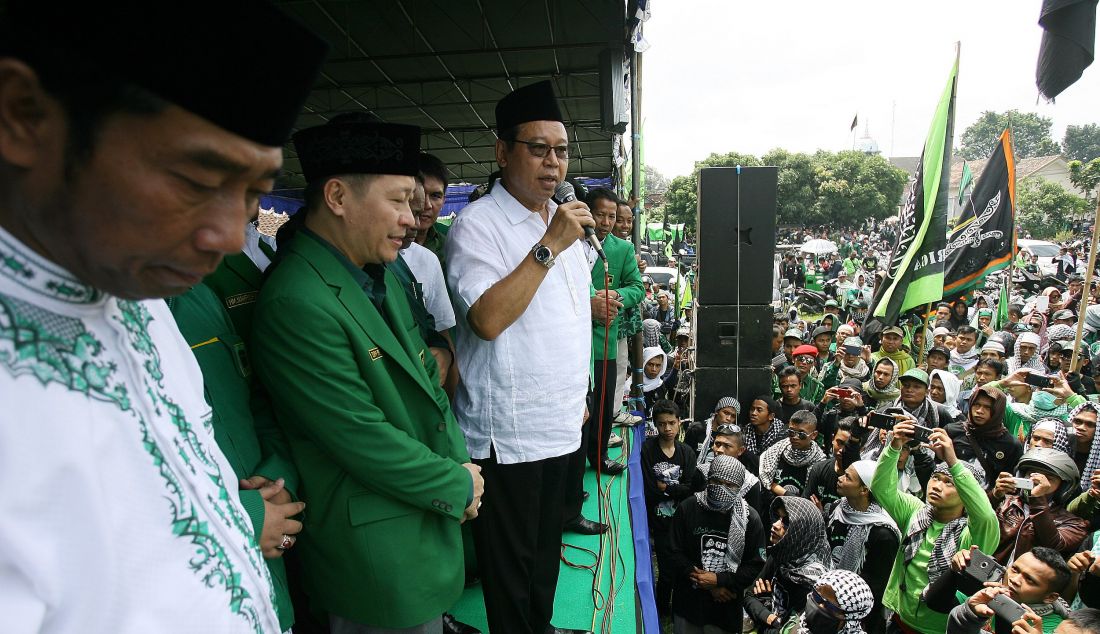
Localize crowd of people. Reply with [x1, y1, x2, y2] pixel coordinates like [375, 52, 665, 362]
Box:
[637, 224, 1100, 633]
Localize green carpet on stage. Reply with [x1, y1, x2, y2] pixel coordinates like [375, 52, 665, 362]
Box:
[449, 443, 638, 633]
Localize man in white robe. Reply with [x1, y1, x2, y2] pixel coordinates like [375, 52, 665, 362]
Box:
[0, 2, 327, 631]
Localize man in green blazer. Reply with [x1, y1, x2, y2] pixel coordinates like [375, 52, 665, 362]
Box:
[168, 282, 303, 632]
[250, 115, 483, 633]
[203, 221, 276, 338]
[562, 188, 644, 534]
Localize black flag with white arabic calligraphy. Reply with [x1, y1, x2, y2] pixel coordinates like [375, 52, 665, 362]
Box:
[943, 128, 1016, 297]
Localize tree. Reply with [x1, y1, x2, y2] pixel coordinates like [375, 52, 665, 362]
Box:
[1064, 123, 1100, 162]
[1069, 158, 1100, 205]
[810, 150, 908, 225]
[642, 164, 671, 211]
[958, 110, 1060, 160]
[762, 148, 816, 223]
[663, 152, 761, 231]
[1016, 178, 1090, 238]
[661, 149, 908, 230]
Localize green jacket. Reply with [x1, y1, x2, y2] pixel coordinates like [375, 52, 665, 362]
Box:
[203, 240, 273, 339]
[167, 283, 297, 631]
[250, 231, 472, 628]
[871, 444, 999, 634]
[591, 233, 645, 360]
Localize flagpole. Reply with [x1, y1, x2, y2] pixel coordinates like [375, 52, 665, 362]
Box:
[916, 303, 932, 367]
[1070, 188, 1100, 372]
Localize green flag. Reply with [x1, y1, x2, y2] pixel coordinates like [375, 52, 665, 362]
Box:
[957, 161, 973, 205]
[867, 48, 958, 326]
[996, 272, 1010, 330]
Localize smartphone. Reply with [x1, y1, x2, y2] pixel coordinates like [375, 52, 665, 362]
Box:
[989, 594, 1029, 624]
[1012, 477, 1035, 493]
[910, 424, 934, 444]
[867, 411, 898, 431]
[1024, 373, 1053, 388]
[960, 549, 1006, 595]
[834, 388, 853, 399]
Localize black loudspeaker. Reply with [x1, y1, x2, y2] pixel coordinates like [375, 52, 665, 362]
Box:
[690, 366, 774, 423]
[695, 167, 778, 305]
[693, 304, 774, 368]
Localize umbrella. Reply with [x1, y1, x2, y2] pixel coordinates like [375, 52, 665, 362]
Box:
[800, 239, 839, 256]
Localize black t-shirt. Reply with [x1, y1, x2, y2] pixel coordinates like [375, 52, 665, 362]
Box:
[668, 498, 766, 631]
[641, 437, 698, 535]
[777, 398, 813, 425]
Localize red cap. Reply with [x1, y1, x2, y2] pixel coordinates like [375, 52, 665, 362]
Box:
[793, 344, 819, 357]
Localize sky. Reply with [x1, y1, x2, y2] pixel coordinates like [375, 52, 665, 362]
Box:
[640, 0, 1100, 179]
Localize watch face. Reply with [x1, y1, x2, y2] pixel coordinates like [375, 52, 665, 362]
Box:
[535, 245, 552, 262]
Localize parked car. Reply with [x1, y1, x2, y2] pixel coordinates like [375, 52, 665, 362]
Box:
[1018, 238, 1061, 276]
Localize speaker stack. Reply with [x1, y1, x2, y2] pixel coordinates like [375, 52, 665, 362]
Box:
[690, 167, 778, 422]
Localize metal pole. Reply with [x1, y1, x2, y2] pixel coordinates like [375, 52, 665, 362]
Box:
[1070, 189, 1100, 372]
[630, 49, 645, 402]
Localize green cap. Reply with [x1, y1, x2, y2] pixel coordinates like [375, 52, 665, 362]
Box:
[825, 299, 840, 308]
[899, 368, 929, 386]
[784, 328, 804, 340]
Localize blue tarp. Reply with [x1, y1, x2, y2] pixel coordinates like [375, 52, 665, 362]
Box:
[628, 416, 660, 634]
[260, 194, 304, 215]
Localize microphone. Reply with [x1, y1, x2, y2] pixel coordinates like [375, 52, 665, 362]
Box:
[553, 181, 606, 261]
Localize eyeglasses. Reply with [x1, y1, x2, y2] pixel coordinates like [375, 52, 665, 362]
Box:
[788, 429, 814, 440]
[794, 355, 815, 364]
[512, 139, 570, 160]
[716, 424, 742, 434]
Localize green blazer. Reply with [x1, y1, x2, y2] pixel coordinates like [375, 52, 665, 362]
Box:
[591, 233, 645, 360]
[168, 283, 297, 631]
[204, 241, 273, 339]
[250, 231, 471, 629]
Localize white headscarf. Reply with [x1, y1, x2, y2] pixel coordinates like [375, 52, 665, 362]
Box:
[930, 369, 962, 417]
[641, 346, 667, 392]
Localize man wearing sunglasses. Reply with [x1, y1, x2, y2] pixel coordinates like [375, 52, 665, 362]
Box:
[759, 410, 826, 505]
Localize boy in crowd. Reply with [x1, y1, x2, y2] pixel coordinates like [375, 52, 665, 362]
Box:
[641, 400, 700, 616]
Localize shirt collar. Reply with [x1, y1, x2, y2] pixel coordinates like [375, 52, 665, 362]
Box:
[300, 226, 371, 289]
[0, 224, 103, 304]
[489, 178, 557, 226]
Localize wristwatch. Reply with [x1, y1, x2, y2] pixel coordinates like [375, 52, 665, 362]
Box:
[531, 243, 556, 269]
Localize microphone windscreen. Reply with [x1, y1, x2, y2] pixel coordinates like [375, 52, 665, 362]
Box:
[553, 181, 576, 204]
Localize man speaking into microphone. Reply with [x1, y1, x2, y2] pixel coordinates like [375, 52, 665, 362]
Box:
[446, 81, 595, 634]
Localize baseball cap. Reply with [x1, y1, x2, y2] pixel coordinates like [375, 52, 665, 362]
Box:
[882, 325, 905, 337]
[899, 368, 930, 386]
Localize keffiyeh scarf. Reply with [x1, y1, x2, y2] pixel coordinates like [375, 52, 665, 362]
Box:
[829, 500, 901, 573]
[905, 462, 983, 586]
[795, 570, 875, 634]
[744, 419, 786, 456]
[768, 496, 831, 589]
[695, 455, 750, 574]
[1076, 402, 1100, 491]
[1026, 418, 1074, 457]
[642, 319, 663, 348]
[838, 357, 870, 381]
[759, 437, 826, 490]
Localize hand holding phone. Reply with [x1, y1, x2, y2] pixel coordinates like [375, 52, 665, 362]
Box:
[1024, 372, 1053, 389]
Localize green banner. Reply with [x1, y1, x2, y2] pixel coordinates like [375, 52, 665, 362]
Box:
[868, 50, 958, 325]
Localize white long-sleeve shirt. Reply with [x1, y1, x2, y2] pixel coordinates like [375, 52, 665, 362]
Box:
[445, 181, 591, 464]
[0, 226, 279, 633]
